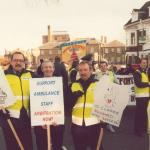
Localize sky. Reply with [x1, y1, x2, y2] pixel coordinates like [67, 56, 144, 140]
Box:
[0, 0, 149, 54]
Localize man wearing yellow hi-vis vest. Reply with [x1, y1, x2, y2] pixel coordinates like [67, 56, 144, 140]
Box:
[0, 51, 35, 150]
[70, 61, 103, 150]
[133, 58, 150, 137]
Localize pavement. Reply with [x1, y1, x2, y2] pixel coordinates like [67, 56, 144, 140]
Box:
[0, 106, 149, 150]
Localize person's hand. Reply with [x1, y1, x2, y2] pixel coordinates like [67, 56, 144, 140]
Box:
[0, 106, 4, 110]
[72, 91, 84, 98]
[52, 122, 58, 126]
[100, 121, 107, 128]
[42, 125, 47, 129]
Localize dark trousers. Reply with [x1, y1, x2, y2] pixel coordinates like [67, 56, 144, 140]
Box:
[71, 123, 103, 150]
[135, 98, 149, 134]
[2, 125, 33, 150]
[34, 125, 64, 150]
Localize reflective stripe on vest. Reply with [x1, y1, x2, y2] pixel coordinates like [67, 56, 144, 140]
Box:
[71, 82, 99, 126]
[135, 71, 149, 98]
[6, 72, 32, 118]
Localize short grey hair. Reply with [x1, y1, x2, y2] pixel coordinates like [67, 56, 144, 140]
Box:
[79, 60, 93, 70]
[41, 60, 54, 69]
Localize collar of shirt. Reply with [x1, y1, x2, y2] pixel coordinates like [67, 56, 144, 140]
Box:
[101, 71, 109, 75]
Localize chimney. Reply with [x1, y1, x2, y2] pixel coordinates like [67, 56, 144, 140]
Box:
[100, 36, 103, 43]
[104, 36, 107, 44]
[42, 35, 48, 44]
[48, 25, 51, 42]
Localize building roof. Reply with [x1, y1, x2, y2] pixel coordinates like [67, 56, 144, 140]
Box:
[52, 31, 68, 35]
[105, 40, 125, 47]
[39, 42, 62, 50]
[87, 39, 99, 44]
[133, 9, 140, 12]
[74, 38, 100, 44]
[124, 1, 150, 26]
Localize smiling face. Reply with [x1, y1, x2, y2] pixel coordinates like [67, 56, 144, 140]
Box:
[11, 53, 25, 72]
[99, 62, 108, 73]
[41, 61, 54, 77]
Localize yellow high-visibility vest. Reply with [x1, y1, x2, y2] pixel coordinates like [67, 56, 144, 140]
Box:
[71, 82, 99, 126]
[134, 70, 149, 98]
[95, 70, 115, 82]
[6, 72, 32, 118]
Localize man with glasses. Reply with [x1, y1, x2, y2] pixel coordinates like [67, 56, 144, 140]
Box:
[0, 51, 34, 150]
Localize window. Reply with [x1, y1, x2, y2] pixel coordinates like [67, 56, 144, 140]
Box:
[58, 50, 61, 54]
[131, 11, 138, 22]
[117, 48, 121, 53]
[54, 37, 57, 41]
[41, 50, 44, 55]
[105, 48, 108, 53]
[111, 48, 115, 52]
[49, 50, 52, 54]
[131, 33, 135, 45]
[122, 56, 125, 63]
[138, 29, 146, 44]
[90, 47, 94, 53]
[148, 7, 150, 16]
[117, 57, 121, 63]
[122, 48, 125, 52]
[111, 57, 115, 63]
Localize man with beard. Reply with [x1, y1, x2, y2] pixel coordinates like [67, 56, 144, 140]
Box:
[70, 61, 103, 150]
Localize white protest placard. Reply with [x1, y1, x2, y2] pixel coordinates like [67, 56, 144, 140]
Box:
[30, 77, 64, 126]
[92, 76, 130, 126]
[0, 66, 16, 107]
[115, 74, 135, 105]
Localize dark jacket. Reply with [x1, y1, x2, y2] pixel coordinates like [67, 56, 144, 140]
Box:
[69, 68, 78, 83]
[133, 67, 150, 100]
[53, 61, 69, 113]
[69, 75, 98, 108]
[133, 67, 150, 88]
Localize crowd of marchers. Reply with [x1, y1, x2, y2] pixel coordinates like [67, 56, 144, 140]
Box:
[0, 51, 149, 150]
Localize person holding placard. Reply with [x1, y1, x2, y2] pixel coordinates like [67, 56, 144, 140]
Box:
[34, 60, 64, 150]
[0, 51, 34, 150]
[95, 59, 116, 133]
[70, 61, 103, 150]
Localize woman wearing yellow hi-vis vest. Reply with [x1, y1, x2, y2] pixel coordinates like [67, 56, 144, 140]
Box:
[0, 52, 35, 150]
[133, 58, 150, 137]
[70, 61, 103, 150]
